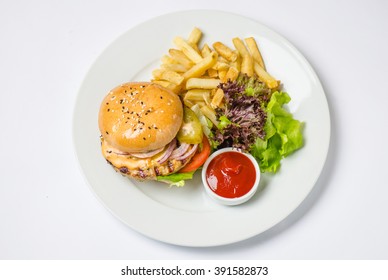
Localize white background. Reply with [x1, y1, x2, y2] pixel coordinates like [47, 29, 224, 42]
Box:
[1, 0, 387, 260]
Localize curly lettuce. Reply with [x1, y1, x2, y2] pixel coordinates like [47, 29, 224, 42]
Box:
[212, 74, 304, 173]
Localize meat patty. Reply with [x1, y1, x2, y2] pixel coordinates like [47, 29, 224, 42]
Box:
[101, 137, 195, 180]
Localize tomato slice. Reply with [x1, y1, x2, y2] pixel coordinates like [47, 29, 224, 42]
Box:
[179, 135, 211, 173]
[177, 107, 203, 144]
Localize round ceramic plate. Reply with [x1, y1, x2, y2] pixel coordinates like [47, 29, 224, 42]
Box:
[73, 10, 330, 247]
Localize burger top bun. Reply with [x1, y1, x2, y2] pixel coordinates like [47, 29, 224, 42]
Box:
[99, 82, 183, 153]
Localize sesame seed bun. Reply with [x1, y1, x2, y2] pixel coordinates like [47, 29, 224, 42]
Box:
[98, 82, 183, 153]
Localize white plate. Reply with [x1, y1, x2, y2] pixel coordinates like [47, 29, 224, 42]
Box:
[73, 10, 330, 247]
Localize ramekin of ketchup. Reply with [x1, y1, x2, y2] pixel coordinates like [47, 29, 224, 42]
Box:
[201, 147, 261, 206]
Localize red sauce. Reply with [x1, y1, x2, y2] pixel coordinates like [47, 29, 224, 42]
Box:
[205, 151, 256, 198]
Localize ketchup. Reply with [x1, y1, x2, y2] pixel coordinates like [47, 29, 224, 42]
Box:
[205, 151, 256, 198]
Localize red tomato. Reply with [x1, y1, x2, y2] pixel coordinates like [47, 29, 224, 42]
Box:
[179, 135, 211, 173]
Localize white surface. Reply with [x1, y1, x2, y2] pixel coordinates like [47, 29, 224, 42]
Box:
[1, 0, 387, 259]
[73, 10, 329, 246]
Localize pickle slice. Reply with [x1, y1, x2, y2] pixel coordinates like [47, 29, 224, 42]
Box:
[177, 107, 203, 144]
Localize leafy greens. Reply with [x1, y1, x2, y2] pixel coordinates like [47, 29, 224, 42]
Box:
[212, 74, 304, 173]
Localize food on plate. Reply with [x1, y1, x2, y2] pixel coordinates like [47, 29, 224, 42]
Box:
[244, 37, 265, 70]
[213, 74, 304, 173]
[98, 27, 304, 187]
[98, 82, 203, 182]
[151, 27, 303, 174]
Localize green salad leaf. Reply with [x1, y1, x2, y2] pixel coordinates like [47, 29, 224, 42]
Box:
[251, 91, 304, 172]
[156, 171, 195, 187]
[217, 115, 233, 130]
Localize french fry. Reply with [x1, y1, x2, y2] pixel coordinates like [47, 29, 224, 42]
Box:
[203, 92, 212, 107]
[161, 63, 189, 73]
[233, 38, 254, 76]
[223, 67, 239, 82]
[232, 37, 250, 57]
[184, 89, 211, 101]
[161, 55, 175, 65]
[187, 27, 202, 46]
[207, 68, 218, 78]
[253, 62, 279, 89]
[212, 61, 230, 71]
[168, 49, 194, 69]
[173, 36, 203, 63]
[152, 69, 184, 85]
[152, 29, 281, 114]
[152, 80, 182, 94]
[200, 105, 219, 126]
[211, 88, 224, 108]
[241, 54, 254, 77]
[186, 78, 221, 89]
[213, 42, 238, 62]
[218, 69, 228, 81]
[182, 51, 218, 80]
[245, 37, 266, 70]
[201, 44, 212, 57]
[230, 51, 241, 71]
[183, 98, 195, 108]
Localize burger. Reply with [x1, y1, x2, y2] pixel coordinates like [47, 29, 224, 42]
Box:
[98, 82, 206, 183]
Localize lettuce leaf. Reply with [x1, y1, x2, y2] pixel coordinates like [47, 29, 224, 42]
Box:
[217, 115, 233, 130]
[251, 91, 304, 173]
[156, 171, 195, 187]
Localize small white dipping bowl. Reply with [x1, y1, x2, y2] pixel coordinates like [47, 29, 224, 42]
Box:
[201, 147, 261, 206]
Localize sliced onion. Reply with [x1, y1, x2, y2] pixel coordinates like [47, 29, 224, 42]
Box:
[113, 151, 129, 156]
[130, 147, 164, 158]
[169, 143, 190, 159]
[156, 139, 176, 164]
[175, 144, 198, 161]
[110, 148, 129, 156]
